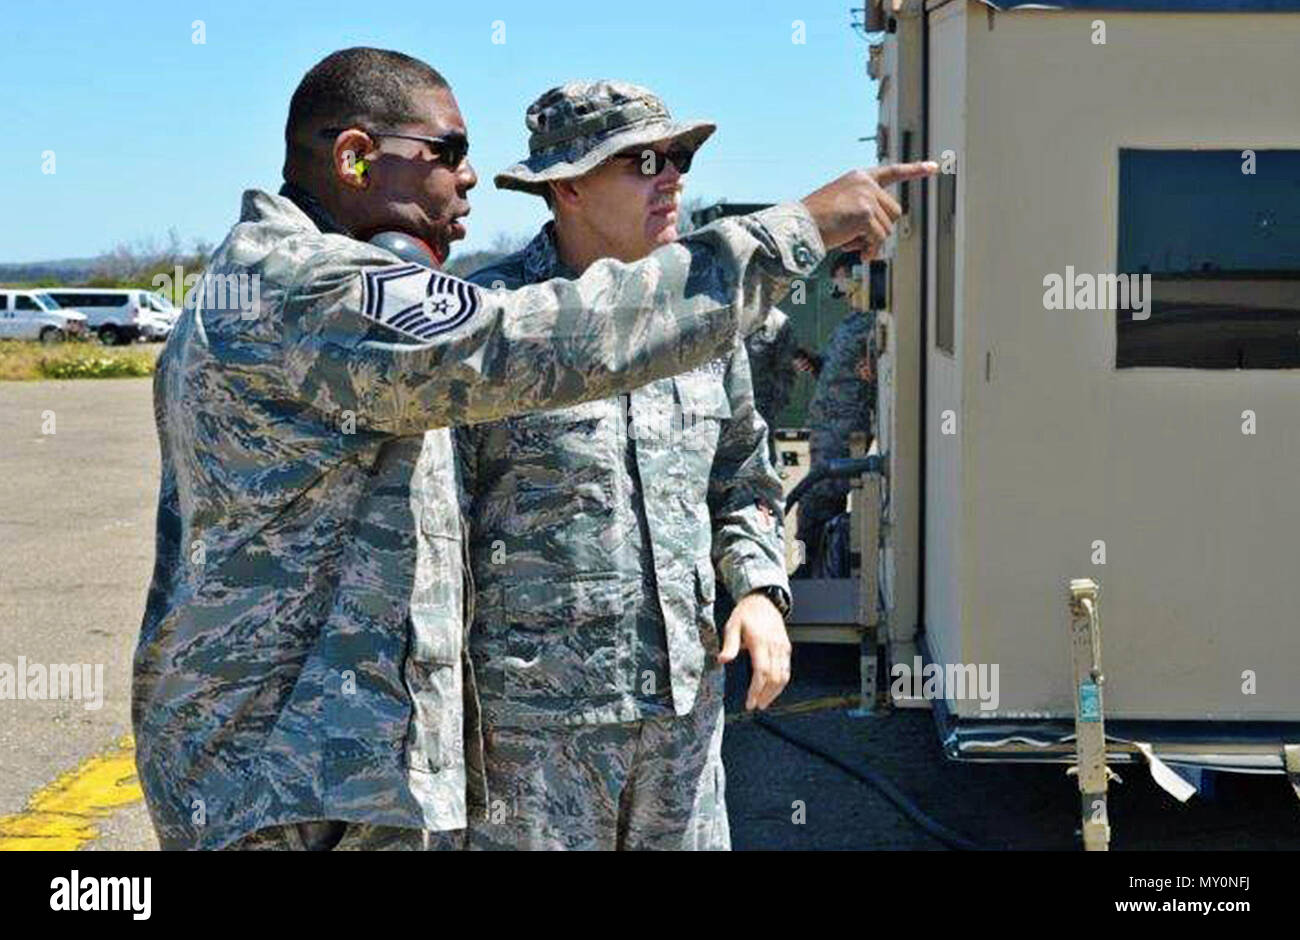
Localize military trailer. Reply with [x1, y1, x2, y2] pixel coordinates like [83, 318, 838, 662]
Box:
[846, 0, 1300, 848]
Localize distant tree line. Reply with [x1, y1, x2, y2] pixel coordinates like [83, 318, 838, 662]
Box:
[84, 229, 214, 305]
[0, 229, 212, 303]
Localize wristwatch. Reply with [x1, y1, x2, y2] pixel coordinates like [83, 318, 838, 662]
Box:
[752, 585, 793, 622]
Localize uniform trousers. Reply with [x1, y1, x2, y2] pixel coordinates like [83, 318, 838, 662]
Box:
[223, 821, 463, 851]
[467, 670, 729, 851]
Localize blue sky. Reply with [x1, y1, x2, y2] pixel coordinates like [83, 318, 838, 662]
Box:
[4, 0, 880, 264]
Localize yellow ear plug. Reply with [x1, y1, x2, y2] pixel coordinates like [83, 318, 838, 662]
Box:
[354, 158, 368, 178]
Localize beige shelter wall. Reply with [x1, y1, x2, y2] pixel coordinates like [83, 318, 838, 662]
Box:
[953, 8, 1300, 719]
[924, 0, 971, 684]
[878, 11, 927, 662]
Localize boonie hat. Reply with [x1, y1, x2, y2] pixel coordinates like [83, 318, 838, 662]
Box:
[495, 79, 716, 196]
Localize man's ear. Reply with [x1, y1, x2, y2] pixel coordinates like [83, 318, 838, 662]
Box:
[331, 129, 375, 190]
[549, 178, 581, 209]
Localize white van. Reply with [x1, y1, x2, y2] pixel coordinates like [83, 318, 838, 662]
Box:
[138, 291, 177, 341]
[42, 288, 176, 345]
[0, 290, 88, 343]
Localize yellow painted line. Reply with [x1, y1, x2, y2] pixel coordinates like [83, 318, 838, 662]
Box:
[0, 735, 143, 851]
[727, 693, 860, 724]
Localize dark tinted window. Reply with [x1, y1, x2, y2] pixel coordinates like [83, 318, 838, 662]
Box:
[1117, 149, 1300, 369]
[47, 293, 127, 307]
[16, 296, 40, 311]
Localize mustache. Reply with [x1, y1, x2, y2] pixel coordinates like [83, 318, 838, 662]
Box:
[649, 191, 681, 211]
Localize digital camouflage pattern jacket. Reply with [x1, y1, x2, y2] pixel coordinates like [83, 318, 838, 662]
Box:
[131, 188, 823, 850]
[457, 224, 790, 728]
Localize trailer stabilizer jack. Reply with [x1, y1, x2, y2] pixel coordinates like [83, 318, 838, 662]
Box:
[1068, 578, 1113, 851]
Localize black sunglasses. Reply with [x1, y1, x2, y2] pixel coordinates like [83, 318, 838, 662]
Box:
[319, 127, 470, 171]
[609, 147, 695, 177]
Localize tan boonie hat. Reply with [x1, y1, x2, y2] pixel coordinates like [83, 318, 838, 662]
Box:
[495, 79, 716, 196]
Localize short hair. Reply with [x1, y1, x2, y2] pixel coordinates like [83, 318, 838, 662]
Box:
[284, 47, 449, 176]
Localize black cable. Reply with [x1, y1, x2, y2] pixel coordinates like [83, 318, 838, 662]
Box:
[752, 712, 991, 851]
[785, 455, 885, 512]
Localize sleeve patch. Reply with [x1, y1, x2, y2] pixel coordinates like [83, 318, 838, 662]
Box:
[360, 263, 481, 340]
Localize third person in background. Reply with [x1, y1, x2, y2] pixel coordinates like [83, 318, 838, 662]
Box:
[794, 252, 877, 576]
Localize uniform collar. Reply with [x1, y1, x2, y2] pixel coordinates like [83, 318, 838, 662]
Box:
[522, 221, 577, 284]
[277, 181, 349, 235]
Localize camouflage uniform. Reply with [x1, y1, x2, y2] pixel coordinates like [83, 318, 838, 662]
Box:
[796, 310, 876, 554]
[131, 184, 824, 851]
[457, 223, 788, 850]
[746, 306, 797, 455]
[222, 821, 464, 851]
[466, 663, 729, 850]
[451, 80, 790, 850]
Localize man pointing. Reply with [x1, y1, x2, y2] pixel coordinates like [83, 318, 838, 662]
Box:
[130, 46, 937, 851]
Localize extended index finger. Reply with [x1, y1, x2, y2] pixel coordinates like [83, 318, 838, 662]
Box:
[869, 161, 940, 186]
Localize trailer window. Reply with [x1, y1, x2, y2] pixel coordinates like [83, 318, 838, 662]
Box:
[935, 171, 956, 355]
[1117, 149, 1300, 369]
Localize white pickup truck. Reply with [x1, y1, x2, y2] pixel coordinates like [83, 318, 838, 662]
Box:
[0, 290, 88, 343]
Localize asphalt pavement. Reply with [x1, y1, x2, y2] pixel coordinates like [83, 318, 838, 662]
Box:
[1, 377, 1296, 851]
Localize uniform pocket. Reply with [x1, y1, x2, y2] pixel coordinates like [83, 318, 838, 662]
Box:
[506, 401, 617, 515]
[403, 617, 462, 775]
[693, 557, 720, 657]
[674, 371, 732, 420]
[504, 576, 624, 706]
[672, 371, 731, 457]
[693, 556, 717, 606]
